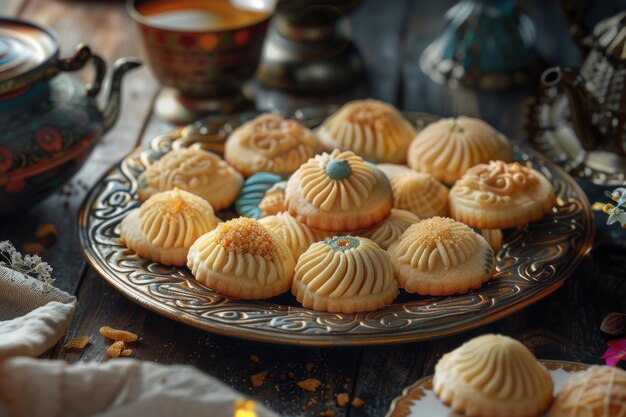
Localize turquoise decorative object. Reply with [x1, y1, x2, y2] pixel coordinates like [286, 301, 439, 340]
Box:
[325, 159, 352, 180]
[325, 236, 361, 252]
[420, 0, 542, 90]
[235, 172, 283, 219]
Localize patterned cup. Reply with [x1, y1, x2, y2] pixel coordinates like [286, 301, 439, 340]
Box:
[128, 0, 272, 123]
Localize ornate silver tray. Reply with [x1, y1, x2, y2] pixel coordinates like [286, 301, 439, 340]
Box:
[78, 108, 594, 346]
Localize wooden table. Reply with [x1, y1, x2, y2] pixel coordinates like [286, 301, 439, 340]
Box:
[3, 1, 626, 416]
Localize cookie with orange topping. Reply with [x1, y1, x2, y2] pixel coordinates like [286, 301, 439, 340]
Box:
[120, 189, 220, 266]
[187, 217, 295, 299]
[449, 160, 556, 229]
[317, 99, 416, 163]
[285, 149, 393, 232]
[387, 217, 495, 295]
[224, 114, 322, 177]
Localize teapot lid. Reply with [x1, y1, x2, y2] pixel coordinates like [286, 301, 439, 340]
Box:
[0, 18, 59, 95]
[593, 11, 626, 62]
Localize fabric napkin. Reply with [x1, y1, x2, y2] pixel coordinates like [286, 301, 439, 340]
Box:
[0, 265, 76, 360]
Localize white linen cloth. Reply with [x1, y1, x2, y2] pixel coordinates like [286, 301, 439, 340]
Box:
[0, 357, 280, 417]
[0, 265, 76, 359]
[0, 264, 280, 417]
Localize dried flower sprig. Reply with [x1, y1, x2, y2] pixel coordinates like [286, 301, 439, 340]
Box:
[0, 240, 54, 288]
[602, 187, 626, 228]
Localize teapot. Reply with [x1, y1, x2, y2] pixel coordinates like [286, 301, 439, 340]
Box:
[526, 9, 626, 184]
[0, 18, 141, 214]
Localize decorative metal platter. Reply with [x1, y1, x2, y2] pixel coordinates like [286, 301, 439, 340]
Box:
[78, 107, 594, 346]
[385, 360, 590, 417]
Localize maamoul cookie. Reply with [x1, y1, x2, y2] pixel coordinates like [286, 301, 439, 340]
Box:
[259, 212, 318, 261]
[550, 366, 626, 417]
[317, 99, 416, 164]
[258, 181, 287, 216]
[407, 116, 513, 185]
[120, 189, 220, 266]
[235, 173, 284, 219]
[224, 114, 321, 177]
[187, 217, 295, 299]
[449, 160, 556, 229]
[292, 236, 398, 313]
[362, 209, 420, 250]
[137, 147, 243, 211]
[475, 228, 504, 253]
[390, 171, 448, 218]
[285, 150, 392, 232]
[434, 334, 553, 417]
[387, 217, 495, 295]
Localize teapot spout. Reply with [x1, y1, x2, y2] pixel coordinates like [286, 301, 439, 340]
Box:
[540, 66, 600, 150]
[102, 57, 142, 133]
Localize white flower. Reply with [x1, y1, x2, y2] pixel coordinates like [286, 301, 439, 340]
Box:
[611, 187, 626, 206]
[607, 206, 626, 225]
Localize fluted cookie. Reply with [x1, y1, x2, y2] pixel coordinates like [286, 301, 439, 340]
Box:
[137, 147, 243, 211]
[550, 366, 626, 417]
[187, 217, 295, 299]
[449, 160, 556, 229]
[224, 114, 321, 177]
[258, 181, 287, 216]
[285, 150, 392, 232]
[120, 189, 220, 266]
[259, 212, 318, 261]
[434, 334, 553, 417]
[293, 236, 398, 313]
[235, 173, 284, 219]
[362, 209, 420, 250]
[387, 217, 495, 295]
[408, 116, 513, 185]
[317, 99, 416, 164]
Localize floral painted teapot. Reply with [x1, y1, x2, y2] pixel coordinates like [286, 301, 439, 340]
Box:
[526, 9, 626, 184]
[0, 18, 140, 214]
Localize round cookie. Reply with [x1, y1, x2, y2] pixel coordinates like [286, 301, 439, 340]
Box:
[224, 113, 321, 177]
[259, 212, 318, 261]
[120, 189, 220, 266]
[387, 217, 495, 295]
[235, 173, 284, 219]
[187, 217, 295, 299]
[258, 181, 287, 216]
[434, 334, 553, 417]
[474, 228, 504, 253]
[317, 99, 417, 164]
[550, 366, 626, 417]
[361, 209, 420, 250]
[292, 236, 398, 313]
[285, 149, 393, 232]
[137, 147, 243, 211]
[449, 160, 556, 229]
[407, 116, 513, 185]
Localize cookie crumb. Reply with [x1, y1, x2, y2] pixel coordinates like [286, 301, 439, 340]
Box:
[336, 393, 349, 407]
[297, 378, 321, 392]
[63, 336, 90, 350]
[99, 326, 138, 343]
[251, 371, 267, 388]
[120, 349, 133, 357]
[107, 341, 125, 359]
[351, 397, 365, 408]
[23, 242, 44, 254]
[320, 410, 336, 417]
[305, 362, 314, 371]
[250, 354, 260, 363]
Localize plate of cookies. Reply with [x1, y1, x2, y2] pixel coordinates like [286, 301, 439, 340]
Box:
[77, 101, 594, 346]
[386, 333, 623, 417]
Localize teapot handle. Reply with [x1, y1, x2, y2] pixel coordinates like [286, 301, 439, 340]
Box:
[58, 44, 107, 97]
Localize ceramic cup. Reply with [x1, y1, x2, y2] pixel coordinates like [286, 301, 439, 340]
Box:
[128, 0, 273, 124]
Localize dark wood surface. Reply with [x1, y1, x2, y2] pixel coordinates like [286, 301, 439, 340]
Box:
[2, 1, 626, 416]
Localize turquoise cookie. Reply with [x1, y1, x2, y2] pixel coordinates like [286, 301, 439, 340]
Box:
[235, 173, 284, 219]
